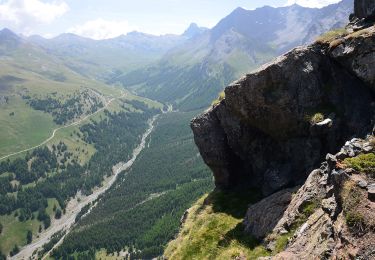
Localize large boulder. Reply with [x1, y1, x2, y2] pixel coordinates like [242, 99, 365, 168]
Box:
[191, 36, 374, 195]
[244, 188, 297, 239]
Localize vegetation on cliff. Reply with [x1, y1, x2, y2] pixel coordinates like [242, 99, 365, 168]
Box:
[164, 190, 269, 259]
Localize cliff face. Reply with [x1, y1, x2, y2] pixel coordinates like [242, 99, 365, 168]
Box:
[355, 0, 375, 19]
[191, 20, 375, 197]
[188, 1, 375, 259]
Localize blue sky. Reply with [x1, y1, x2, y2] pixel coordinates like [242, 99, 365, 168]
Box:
[0, 0, 342, 39]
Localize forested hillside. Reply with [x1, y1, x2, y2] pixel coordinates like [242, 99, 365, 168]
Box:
[0, 97, 160, 257]
[53, 111, 213, 259]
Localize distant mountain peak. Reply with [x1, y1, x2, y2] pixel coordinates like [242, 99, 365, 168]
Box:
[0, 27, 22, 45]
[0, 28, 19, 38]
[182, 23, 208, 38]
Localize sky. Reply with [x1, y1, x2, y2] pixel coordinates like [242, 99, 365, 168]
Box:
[0, 0, 342, 39]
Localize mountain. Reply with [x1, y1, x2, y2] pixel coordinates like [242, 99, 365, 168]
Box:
[182, 23, 208, 38]
[112, 0, 353, 111]
[0, 28, 23, 48]
[167, 1, 375, 259]
[28, 28, 196, 81]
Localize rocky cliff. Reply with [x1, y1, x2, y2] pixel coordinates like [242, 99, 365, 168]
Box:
[189, 0, 375, 259]
[191, 11, 374, 197]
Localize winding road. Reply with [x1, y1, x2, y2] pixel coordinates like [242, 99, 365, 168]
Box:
[0, 92, 122, 162]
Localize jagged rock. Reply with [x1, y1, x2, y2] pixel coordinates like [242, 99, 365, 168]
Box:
[368, 184, 375, 201]
[354, 0, 375, 20]
[264, 169, 327, 238]
[335, 152, 348, 161]
[330, 26, 375, 93]
[264, 134, 375, 259]
[243, 188, 297, 239]
[326, 153, 337, 169]
[357, 180, 368, 189]
[321, 196, 338, 218]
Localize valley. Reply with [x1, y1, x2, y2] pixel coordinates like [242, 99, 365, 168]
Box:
[13, 113, 159, 260]
[2, 0, 372, 259]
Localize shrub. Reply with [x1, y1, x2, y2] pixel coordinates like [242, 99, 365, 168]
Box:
[212, 91, 226, 106]
[344, 153, 375, 175]
[310, 113, 324, 125]
[316, 28, 347, 44]
[345, 211, 365, 229]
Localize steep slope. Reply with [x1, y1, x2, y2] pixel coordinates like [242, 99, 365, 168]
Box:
[167, 1, 375, 259]
[114, 0, 353, 111]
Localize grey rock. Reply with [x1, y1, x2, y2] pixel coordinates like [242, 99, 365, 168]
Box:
[326, 153, 337, 169]
[321, 196, 338, 218]
[335, 151, 348, 161]
[244, 188, 296, 239]
[357, 180, 368, 188]
[368, 184, 375, 201]
[191, 37, 374, 194]
[354, 0, 375, 20]
[330, 26, 375, 93]
[363, 142, 374, 152]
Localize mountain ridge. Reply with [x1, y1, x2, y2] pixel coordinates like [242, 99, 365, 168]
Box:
[113, 0, 353, 111]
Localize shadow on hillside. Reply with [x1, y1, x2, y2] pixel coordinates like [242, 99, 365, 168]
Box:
[203, 189, 264, 249]
[205, 188, 262, 218]
[218, 222, 261, 249]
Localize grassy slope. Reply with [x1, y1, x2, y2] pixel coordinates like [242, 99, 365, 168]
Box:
[0, 95, 57, 157]
[0, 39, 127, 158]
[164, 191, 269, 260]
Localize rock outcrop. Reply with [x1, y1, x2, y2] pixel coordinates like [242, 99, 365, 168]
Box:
[243, 188, 298, 239]
[192, 27, 375, 195]
[190, 0, 375, 259]
[260, 135, 375, 259]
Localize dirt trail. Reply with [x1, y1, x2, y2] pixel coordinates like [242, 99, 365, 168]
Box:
[0, 92, 122, 162]
[12, 114, 159, 260]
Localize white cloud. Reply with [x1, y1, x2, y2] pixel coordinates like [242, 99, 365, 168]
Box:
[0, 0, 68, 34]
[68, 19, 138, 40]
[286, 0, 342, 8]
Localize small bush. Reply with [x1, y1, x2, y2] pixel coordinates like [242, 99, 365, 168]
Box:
[310, 113, 324, 125]
[341, 181, 367, 233]
[212, 91, 226, 106]
[344, 153, 375, 175]
[345, 211, 365, 229]
[316, 28, 347, 44]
